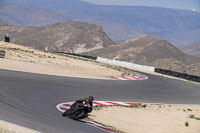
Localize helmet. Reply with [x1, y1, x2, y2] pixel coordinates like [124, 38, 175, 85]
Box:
[88, 96, 94, 101]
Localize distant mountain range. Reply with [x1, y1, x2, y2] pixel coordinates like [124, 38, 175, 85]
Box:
[86, 35, 200, 76]
[0, 2, 73, 26]
[0, 22, 114, 53]
[1, 0, 200, 47]
[181, 43, 200, 55]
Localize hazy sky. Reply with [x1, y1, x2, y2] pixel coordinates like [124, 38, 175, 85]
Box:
[82, 0, 200, 12]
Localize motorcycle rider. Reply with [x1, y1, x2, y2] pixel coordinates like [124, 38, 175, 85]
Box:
[84, 96, 94, 112]
[4, 34, 10, 43]
[62, 96, 94, 117]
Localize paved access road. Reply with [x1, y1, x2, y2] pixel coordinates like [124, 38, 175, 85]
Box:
[0, 69, 200, 133]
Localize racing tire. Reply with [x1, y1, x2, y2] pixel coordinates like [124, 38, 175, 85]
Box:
[62, 110, 70, 117]
[70, 111, 87, 120]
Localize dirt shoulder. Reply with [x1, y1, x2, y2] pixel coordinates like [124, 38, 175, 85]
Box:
[0, 41, 127, 79]
[0, 120, 40, 133]
[89, 104, 200, 133]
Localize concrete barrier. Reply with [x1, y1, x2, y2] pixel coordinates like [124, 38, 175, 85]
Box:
[97, 57, 155, 72]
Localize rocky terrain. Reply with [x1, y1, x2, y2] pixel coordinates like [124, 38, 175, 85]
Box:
[181, 43, 200, 55]
[86, 35, 200, 76]
[1, 1, 200, 46]
[0, 22, 114, 53]
[194, 54, 200, 58]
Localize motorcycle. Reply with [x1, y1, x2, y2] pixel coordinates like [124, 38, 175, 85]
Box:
[62, 102, 92, 120]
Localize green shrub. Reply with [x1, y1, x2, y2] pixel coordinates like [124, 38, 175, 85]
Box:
[142, 104, 147, 108]
[185, 122, 189, 127]
[189, 114, 195, 118]
[195, 117, 200, 120]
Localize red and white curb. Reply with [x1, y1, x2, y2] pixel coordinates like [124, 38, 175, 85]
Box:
[112, 73, 148, 80]
[56, 101, 136, 133]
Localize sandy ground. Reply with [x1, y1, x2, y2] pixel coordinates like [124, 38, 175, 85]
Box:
[90, 104, 200, 133]
[0, 41, 124, 79]
[0, 120, 40, 133]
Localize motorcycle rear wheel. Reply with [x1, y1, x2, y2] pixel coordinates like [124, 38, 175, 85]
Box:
[70, 111, 87, 120]
[62, 110, 71, 117]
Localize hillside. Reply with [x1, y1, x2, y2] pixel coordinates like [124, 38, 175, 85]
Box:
[0, 2, 139, 44]
[77, 19, 140, 44]
[0, 22, 114, 53]
[0, 2, 73, 26]
[1, 1, 200, 46]
[181, 43, 200, 55]
[194, 54, 200, 58]
[86, 35, 200, 76]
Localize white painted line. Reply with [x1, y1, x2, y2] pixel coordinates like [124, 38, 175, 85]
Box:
[109, 101, 131, 106]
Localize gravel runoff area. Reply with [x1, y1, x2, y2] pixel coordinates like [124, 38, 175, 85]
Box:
[0, 120, 40, 133]
[89, 104, 200, 133]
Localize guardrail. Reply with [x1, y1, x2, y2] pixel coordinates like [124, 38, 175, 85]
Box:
[55, 52, 97, 60]
[155, 68, 200, 83]
[0, 50, 6, 58]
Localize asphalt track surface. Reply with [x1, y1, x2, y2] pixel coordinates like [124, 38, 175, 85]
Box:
[0, 69, 200, 133]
